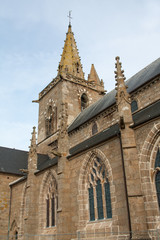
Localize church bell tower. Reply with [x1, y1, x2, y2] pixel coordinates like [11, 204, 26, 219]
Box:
[36, 23, 105, 154]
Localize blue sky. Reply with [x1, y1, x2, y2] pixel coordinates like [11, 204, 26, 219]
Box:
[0, 0, 160, 150]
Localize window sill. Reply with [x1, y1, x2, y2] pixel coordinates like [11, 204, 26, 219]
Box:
[87, 218, 112, 224]
[57, 208, 62, 213]
[45, 226, 56, 229]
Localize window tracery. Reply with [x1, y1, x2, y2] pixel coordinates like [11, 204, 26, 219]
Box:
[87, 157, 112, 221]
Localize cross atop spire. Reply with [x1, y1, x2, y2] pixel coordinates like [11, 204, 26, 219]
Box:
[67, 10, 72, 26]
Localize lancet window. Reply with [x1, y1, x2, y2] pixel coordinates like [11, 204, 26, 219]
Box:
[155, 147, 160, 208]
[81, 93, 88, 111]
[46, 181, 58, 227]
[92, 122, 98, 135]
[131, 100, 138, 113]
[45, 106, 57, 137]
[87, 157, 112, 221]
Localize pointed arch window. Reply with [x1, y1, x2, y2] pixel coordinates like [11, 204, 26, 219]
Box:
[87, 157, 112, 221]
[46, 181, 58, 227]
[155, 148, 160, 208]
[81, 93, 88, 111]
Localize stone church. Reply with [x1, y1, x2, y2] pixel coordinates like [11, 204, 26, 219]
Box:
[0, 23, 160, 240]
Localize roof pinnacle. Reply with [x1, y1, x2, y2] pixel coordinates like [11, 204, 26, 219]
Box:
[115, 56, 130, 104]
[115, 56, 126, 82]
[29, 126, 37, 154]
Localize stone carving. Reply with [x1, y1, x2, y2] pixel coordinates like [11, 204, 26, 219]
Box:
[115, 56, 131, 105]
[58, 102, 68, 138]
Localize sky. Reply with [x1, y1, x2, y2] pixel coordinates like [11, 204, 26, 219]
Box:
[0, 0, 160, 151]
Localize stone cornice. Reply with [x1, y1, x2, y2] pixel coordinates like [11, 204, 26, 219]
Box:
[39, 73, 105, 100]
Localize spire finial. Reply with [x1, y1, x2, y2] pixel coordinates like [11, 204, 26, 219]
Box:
[29, 126, 37, 154]
[115, 56, 130, 104]
[115, 56, 126, 81]
[67, 10, 72, 26]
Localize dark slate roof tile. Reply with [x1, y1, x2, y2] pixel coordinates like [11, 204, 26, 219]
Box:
[37, 155, 58, 172]
[0, 146, 58, 175]
[132, 100, 160, 127]
[0, 147, 28, 175]
[68, 58, 160, 133]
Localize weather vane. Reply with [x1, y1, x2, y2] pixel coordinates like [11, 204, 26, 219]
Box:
[68, 11, 72, 26]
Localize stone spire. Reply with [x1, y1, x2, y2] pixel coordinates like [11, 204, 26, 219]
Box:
[58, 24, 84, 79]
[88, 64, 101, 85]
[115, 56, 130, 105]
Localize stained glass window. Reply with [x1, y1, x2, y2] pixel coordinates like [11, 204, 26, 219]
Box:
[96, 179, 104, 219]
[105, 181, 112, 218]
[88, 185, 95, 221]
[88, 157, 112, 221]
[46, 197, 49, 227]
[155, 148, 160, 208]
[131, 100, 138, 113]
[51, 195, 55, 226]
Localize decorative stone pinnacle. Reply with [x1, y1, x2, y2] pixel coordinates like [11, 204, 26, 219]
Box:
[114, 56, 131, 105]
[115, 56, 126, 81]
[29, 126, 37, 152]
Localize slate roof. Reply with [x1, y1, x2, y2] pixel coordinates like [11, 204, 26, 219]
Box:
[68, 100, 160, 158]
[68, 58, 160, 133]
[132, 100, 160, 127]
[0, 146, 58, 175]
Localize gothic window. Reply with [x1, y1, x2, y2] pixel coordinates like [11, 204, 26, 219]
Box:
[45, 106, 57, 137]
[131, 100, 138, 113]
[92, 122, 98, 135]
[87, 157, 112, 221]
[155, 148, 160, 208]
[81, 93, 88, 111]
[46, 181, 57, 227]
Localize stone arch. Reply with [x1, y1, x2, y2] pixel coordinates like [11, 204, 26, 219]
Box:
[78, 148, 115, 230]
[140, 122, 160, 230]
[38, 169, 58, 233]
